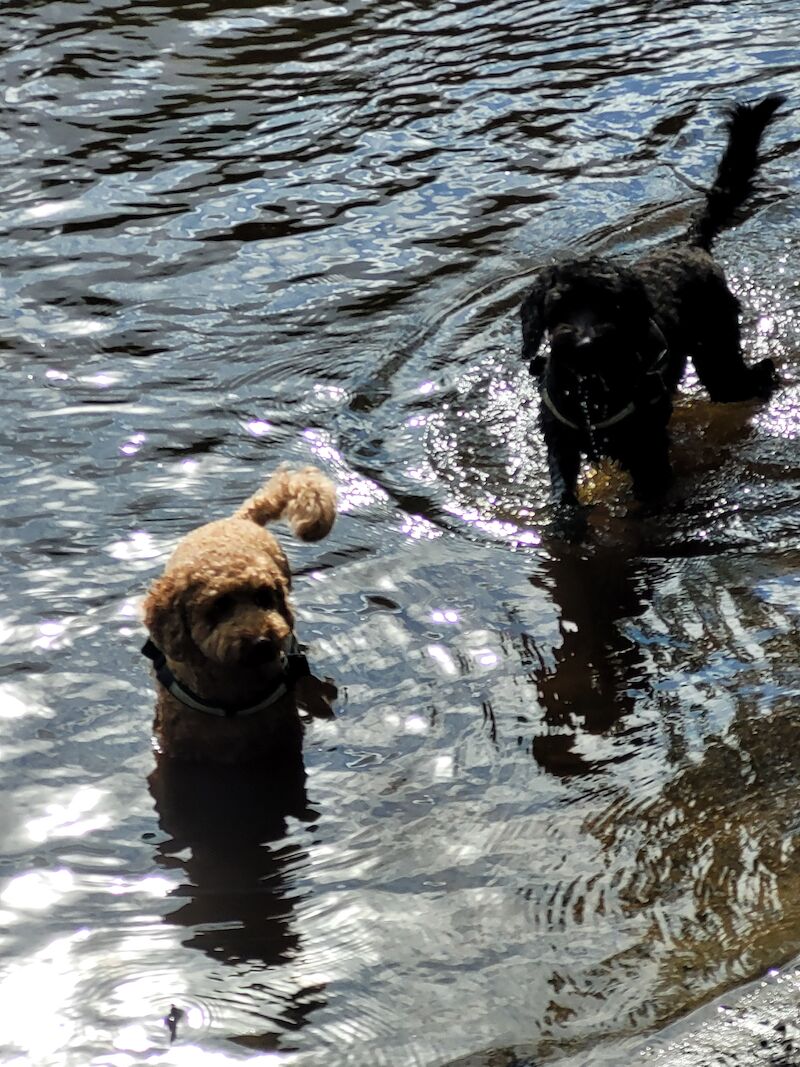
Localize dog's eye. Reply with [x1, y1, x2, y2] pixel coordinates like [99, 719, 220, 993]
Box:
[253, 588, 275, 610]
[207, 594, 234, 625]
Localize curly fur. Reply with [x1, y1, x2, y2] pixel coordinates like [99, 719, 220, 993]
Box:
[142, 466, 336, 764]
[520, 94, 784, 509]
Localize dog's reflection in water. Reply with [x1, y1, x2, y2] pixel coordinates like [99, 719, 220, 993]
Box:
[148, 678, 334, 1048]
[150, 756, 307, 963]
[528, 545, 652, 777]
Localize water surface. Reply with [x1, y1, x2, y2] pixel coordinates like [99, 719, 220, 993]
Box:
[1, 2, 799, 1065]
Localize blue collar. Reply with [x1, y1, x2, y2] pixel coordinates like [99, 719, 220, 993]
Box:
[141, 637, 310, 718]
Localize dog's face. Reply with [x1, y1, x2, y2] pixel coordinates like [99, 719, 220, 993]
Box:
[144, 557, 294, 672]
[544, 284, 624, 372]
[521, 260, 654, 379]
[143, 517, 296, 673]
[182, 572, 294, 669]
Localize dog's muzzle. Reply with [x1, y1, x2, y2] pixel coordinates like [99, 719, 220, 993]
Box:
[240, 635, 284, 667]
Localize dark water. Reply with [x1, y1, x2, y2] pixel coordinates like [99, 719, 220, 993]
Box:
[1, 2, 799, 1064]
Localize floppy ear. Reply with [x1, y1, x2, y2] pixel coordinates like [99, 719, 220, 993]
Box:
[273, 542, 291, 589]
[519, 269, 553, 377]
[142, 573, 194, 662]
[274, 577, 295, 629]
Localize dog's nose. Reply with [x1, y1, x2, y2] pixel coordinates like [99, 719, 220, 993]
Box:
[574, 329, 596, 349]
[242, 635, 279, 665]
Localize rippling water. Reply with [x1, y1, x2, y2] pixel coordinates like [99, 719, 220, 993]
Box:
[1, 1, 799, 1065]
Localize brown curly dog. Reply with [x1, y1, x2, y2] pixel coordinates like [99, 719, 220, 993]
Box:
[142, 466, 336, 764]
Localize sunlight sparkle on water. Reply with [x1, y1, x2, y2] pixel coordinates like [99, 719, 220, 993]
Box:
[160, 1048, 282, 1065]
[35, 620, 67, 650]
[401, 513, 441, 541]
[112, 1024, 151, 1054]
[433, 754, 454, 778]
[427, 644, 457, 676]
[473, 648, 499, 667]
[303, 428, 389, 511]
[83, 372, 116, 388]
[0, 687, 29, 720]
[753, 384, 800, 440]
[107, 530, 160, 562]
[120, 433, 146, 455]
[245, 419, 272, 436]
[406, 463, 436, 484]
[0, 930, 90, 1061]
[405, 715, 428, 734]
[107, 874, 173, 898]
[337, 474, 388, 512]
[1, 869, 74, 911]
[111, 973, 197, 1020]
[313, 384, 348, 402]
[23, 198, 83, 220]
[116, 599, 140, 619]
[52, 319, 108, 338]
[443, 501, 542, 546]
[511, 528, 541, 546]
[27, 786, 109, 843]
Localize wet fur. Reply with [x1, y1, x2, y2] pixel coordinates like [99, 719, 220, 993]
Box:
[520, 95, 784, 509]
[142, 466, 336, 764]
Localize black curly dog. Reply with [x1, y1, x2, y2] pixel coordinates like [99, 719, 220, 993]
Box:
[520, 94, 784, 512]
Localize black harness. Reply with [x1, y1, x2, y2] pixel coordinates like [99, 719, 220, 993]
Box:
[541, 322, 671, 433]
[141, 636, 310, 718]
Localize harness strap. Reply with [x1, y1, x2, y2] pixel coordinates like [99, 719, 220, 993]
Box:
[542, 388, 637, 431]
[141, 637, 310, 718]
[542, 322, 670, 432]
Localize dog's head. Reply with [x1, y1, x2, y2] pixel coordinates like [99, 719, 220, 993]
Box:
[143, 526, 295, 673]
[520, 258, 654, 379]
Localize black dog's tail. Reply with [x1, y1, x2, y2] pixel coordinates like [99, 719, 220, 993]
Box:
[689, 93, 785, 251]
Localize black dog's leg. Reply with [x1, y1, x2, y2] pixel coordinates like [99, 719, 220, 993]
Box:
[696, 347, 777, 401]
[625, 431, 673, 503]
[692, 292, 778, 401]
[630, 457, 673, 503]
[545, 430, 581, 508]
[544, 429, 589, 539]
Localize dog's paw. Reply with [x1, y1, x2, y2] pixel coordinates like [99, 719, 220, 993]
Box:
[711, 359, 780, 402]
[749, 357, 780, 398]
